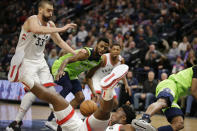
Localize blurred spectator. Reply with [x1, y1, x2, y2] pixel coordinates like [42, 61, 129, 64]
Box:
[1, 47, 15, 74]
[167, 41, 180, 66]
[122, 41, 141, 68]
[178, 36, 190, 56]
[171, 56, 184, 74]
[144, 44, 164, 73]
[146, 29, 159, 45]
[119, 70, 139, 107]
[191, 37, 197, 57]
[77, 25, 88, 43]
[159, 72, 168, 82]
[133, 71, 157, 110]
[47, 49, 58, 69]
[184, 50, 197, 68]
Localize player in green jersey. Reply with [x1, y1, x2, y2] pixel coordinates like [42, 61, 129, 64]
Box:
[132, 65, 197, 131]
[46, 37, 109, 129]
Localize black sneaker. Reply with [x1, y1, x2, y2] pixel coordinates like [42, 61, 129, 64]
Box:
[6, 121, 22, 131]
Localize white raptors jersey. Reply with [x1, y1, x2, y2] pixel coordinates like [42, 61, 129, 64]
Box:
[23, 16, 50, 60]
[106, 124, 122, 131]
[92, 53, 123, 92]
[93, 53, 123, 79]
[8, 15, 50, 81]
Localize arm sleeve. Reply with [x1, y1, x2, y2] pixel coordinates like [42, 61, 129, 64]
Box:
[192, 65, 197, 78]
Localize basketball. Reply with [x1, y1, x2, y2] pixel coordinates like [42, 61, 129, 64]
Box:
[80, 100, 98, 117]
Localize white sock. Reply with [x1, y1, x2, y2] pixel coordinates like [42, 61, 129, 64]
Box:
[102, 88, 114, 101]
[15, 92, 36, 122]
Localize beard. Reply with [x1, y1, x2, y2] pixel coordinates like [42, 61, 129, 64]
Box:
[42, 15, 52, 22]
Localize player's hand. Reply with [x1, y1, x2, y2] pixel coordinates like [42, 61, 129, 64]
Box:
[56, 70, 65, 81]
[125, 85, 132, 96]
[62, 23, 77, 32]
[92, 91, 99, 102]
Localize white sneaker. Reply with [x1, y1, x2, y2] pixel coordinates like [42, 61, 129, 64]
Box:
[101, 64, 129, 89]
[132, 119, 156, 131]
[45, 119, 58, 131]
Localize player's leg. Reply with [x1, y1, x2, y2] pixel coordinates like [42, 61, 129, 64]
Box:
[47, 71, 73, 122]
[6, 60, 39, 131]
[157, 105, 184, 131]
[133, 79, 179, 130]
[38, 62, 58, 130]
[70, 79, 85, 108]
[84, 64, 129, 130]
[22, 78, 83, 130]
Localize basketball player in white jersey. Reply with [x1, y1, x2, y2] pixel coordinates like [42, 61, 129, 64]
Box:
[6, 0, 78, 130]
[86, 43, 131, 108]
[15, 64, 155, 131]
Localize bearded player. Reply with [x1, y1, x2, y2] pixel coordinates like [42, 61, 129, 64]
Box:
[6, 0, 77, 130]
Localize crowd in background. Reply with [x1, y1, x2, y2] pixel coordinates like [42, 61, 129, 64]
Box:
[0, 0, 197, 116]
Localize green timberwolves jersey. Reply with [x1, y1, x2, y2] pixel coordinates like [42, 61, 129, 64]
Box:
[168, 66, 196, 96]
[52, 47, 101, 80]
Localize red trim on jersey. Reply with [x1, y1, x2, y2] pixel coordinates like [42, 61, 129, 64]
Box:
[10, 65, 16, 78]
[56, 108, 75, 125]
[22, 37, 26, 40]
[119, 125, 122, 131]
[113, 95, 117, 99]
[86, 117, 92, 131]
[43, 83, 56, 87]
[22, 33, 26, 37]
[13, 64, 21, 82]
[22, 82, 31, 90]
[104, 73, 115, 83]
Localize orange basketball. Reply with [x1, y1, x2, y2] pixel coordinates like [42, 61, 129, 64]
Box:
[80, 100, 98, 117]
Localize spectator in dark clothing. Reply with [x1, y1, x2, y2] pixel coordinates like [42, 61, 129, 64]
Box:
[1, 47, 15, 74]
[122, 41, 141, 68]
[119, 70, 139, 107]
[133, 71, 157, 110]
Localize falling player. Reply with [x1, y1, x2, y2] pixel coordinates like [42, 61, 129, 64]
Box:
[15, 64, 156, 131]
[6, 0, 77, 130]
[133, 65, 197, 131]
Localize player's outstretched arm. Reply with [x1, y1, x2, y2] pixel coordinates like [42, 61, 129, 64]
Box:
[145, 98, 168, 117]
[49, 21, 76, 54]
[24, 16, 76, 34]
[120, 59, 131, 96]
[55, 49, 89, 80]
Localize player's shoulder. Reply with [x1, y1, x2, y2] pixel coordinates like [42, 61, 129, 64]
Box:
[26, 15, 38, 21]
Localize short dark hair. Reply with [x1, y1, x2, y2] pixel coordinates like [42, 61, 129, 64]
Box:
[121, 105, 136, 124]
[38, 0, 53, 8]
[97, 37, 109, 45]
[110, 42, 121, 49]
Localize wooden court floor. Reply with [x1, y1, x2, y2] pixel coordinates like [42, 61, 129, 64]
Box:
[0, 101, 197, 131]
